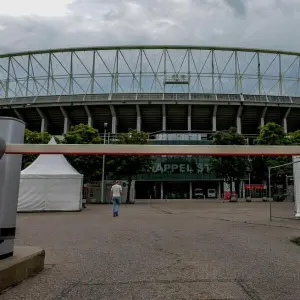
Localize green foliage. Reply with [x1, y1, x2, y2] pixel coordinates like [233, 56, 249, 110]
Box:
[254, 122, 292, 184]
[257, 122, 287, 145]
[22, 129, 53, 169]
[288, 130, 300, 145]
[209, 127, 249, 195]
[62, 124, 102, 182]
[107, 130, 153, 203]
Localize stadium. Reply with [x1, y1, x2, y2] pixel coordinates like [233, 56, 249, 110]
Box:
[1, 45, 300, 200]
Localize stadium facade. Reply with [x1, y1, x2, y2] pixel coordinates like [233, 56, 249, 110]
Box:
[1, 46, 300, 200]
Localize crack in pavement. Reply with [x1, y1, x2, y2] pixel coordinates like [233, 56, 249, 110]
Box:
[236, 279, 262, 300]
[79, 278, 238, 286]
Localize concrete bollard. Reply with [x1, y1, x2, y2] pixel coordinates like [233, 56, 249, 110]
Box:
[0, 117, 25, 259]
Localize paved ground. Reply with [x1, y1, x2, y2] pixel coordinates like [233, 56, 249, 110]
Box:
[2, 201, 300, 300]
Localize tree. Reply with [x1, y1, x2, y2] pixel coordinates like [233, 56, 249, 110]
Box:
[256, 122, 287, 145]
[22, 129, 52, 169]
[107, 130, 154, 204]
[289, 130, 300, 145]
[62, 124, 103, 182]
[209, 127, 249, 199]
[253, 122, 291, 186]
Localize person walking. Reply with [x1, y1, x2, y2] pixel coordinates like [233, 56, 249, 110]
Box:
[110, 180, 122, 217]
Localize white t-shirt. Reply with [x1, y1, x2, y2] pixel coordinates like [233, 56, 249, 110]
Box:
[111, 184, 122, 197]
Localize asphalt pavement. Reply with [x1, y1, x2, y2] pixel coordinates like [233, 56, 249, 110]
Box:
[1, 201, 300, 300]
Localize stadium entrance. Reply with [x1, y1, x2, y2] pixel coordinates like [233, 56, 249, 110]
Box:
[135, 181, 220, 200]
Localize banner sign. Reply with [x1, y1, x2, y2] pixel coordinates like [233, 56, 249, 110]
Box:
[151, 162, 209, 174]
[244, 184, 265, 190]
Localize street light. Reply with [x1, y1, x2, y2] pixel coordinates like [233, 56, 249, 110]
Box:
[101, 122, 108, 203]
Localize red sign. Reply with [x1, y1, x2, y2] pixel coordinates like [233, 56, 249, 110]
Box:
[224, 191, 237, 200]
[244, 184, 265, 190]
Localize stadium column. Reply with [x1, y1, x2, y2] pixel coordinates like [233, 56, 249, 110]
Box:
[188, 105, 192, 131]
[212, 106, 218, 131]
[162, 104, 166, 131]
[236, 106, 243, 134]
[161, 182, 164, 200]
[260, 107, 267, 127]
[13, 109, 25, 123]
[109, 105, 117, 134]
[282, 108, 291, 134]
[84, 106, 93, 127]
[136, 105, 141, 132]
[60, 107, 70, 134]
[36, 108, 48, 132]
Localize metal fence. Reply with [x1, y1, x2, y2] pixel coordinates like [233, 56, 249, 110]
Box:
[83, 182, 111, 204]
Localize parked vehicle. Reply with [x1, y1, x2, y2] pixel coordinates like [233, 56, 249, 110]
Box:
[194, 188, 204, 199]
[207, 189, 217, 198]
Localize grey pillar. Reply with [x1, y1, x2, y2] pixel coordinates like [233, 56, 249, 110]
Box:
[236, 106, 243, 134]
[161, 182, 164, 200]
[60, 107, 70, 134]
[13, 109, 25, 122]
[282, 108, 291, 134]
[109, 105, 117, 134]
[260, 107, 267, 127]
[162, 104, 166, 131]
[0, 117, 25, 259]
[188, 105, 192, 131]
[84, 106, 93, 127]
[136, 105, 141, 132]
[212, 105, 218, 131]
[36, 108, 48, 132]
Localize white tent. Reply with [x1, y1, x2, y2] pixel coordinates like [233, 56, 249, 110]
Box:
[18, 137, 84, 212]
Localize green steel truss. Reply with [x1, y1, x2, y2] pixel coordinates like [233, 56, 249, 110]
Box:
[1, 45, 300, 99]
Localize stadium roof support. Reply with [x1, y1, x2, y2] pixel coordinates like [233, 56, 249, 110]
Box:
[162, 104, 166, 131]
[212, 106, 218, 132]
[13, 109, 25, 123]
[60, 107, 70, 134]
[260, 107, 268, 127]
[109, 105, 117, 134]
[236, 106, 243, 134]
[188, 104, 192, 131]
[2, 45, 300, 99]
[136, 105, 141, 132]
[84, 106, 93, 127]
[36, 108, 48, 132]
[282, 108, 291, 133]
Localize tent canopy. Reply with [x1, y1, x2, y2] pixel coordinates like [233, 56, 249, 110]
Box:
[18, 137, 83, 212]
[21, 137, 82, 177]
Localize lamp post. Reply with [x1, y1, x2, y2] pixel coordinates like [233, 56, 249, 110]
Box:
[100, 122, 108, 203]
[245, 157, 252, 202]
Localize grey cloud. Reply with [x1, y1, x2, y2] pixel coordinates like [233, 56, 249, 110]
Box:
[0, 0, 299, 55]
[224, 0, 246, 16]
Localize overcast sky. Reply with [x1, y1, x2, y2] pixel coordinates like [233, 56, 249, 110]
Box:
[0, 0, 299, 54]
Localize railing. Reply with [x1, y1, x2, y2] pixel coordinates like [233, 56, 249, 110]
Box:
[1, 92, 300, 107]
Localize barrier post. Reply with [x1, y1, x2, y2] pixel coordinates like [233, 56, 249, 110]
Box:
[0, 136, 5, 159]
[0, 117, 25, 259]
